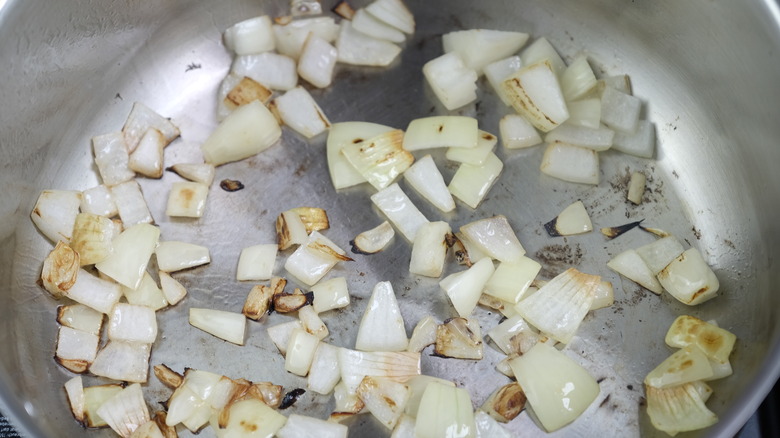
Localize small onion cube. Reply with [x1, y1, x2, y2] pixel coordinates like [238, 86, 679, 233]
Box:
[600, 86, 641, 133]
[274, 86, 331, 139]
[483, 257, 541, 303]
[201, 100, 282, 166]
[544, 123, 614, 151]
[540, 143, 599, 185]
[93, 132, 135, 186]
[520, 37, 566, 77]
[442, 29, 529, 73]
[167, 163, 215, 186]
[30, 189, 82, 243]
[299, 305, 329, 340]
[440, 258, 495, 317]
[339, 349, 421, 394]
[231, 52, 297, 91]
[370, 183, 429, 241]
[409, 221, 451, 277]
[350, 221, 395, 255]
[277, 210, 309, 250]
[357, 377, 410, 430]
[165, 182, 208, 218]
[327, 122, 394, 189]
[41, 241, 80, 298]
[56, 326, 99, 373]
[657, 248, 720, 306]
[414, 383, 475, 438]
[448, 152, 504, 209]
[591, 281, 615, 310]
[273, 16, 340, 59]
[560, 55, 598, 102]
[645, 383, 718, 436]
[355, 281, 409, 352]
[276, 414, 348, 438]
[121, 102, 180, 154]
[459, 215, 525, 263]
[267, 320, 303, 356]
[64, 376, 86, 424]
[352, 8, 405, 43]
[336, 20, 401, 67]
[81, 185, 118, 217]
[544, 200, 593, 236]
[341, 129, 413, 190]
[158, 272, 187, 306]
[308, 342, 342, 394]
[499, 114, 541, 149]
[446, 130, 496, 166]
[665, 315, 736, 364]
[607, 249, 663, 294]
[128, 128, 165, 178]
[111, 180, 154, 226]
[484, 56, 523, 106]
[403, 116, 479, 151]
[189, 308, 246, 345]
[503, 60, 569, 132]
[612, 119, 656, 158]
[89, 341, 152, 383]
[487, 314, 540, 355]
[70, 212, 116, 266]
[636, 235, 685, 275]
[422, 52, 478, 111]
[566, 98, 602, 129]
[364, 0, 415, 34]
[108, 303, 158, 344]
[236, 243, 277, 281]
[57, 304, 104, 335]
[404, 156, 455, 213]
[65, 269, 123, 314]
[297, 34, 338, 88]
[407, 315, 437, 353]
[96, 383, 150, 438]
[223, 15, 275, 56]
[285, 230, 348, 286]
[627, 171, 646, 204]
[285, 328, 320, 376]
[311, 276, 350, 313]
[509, 342, 599, 432]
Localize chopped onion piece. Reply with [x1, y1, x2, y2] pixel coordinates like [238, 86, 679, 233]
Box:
[422, 52, 478, 110]
[274, 86, 331, 139]
[332, 1, 356, 20]
[122, 102, 180, 154]
[289, 207, 329, 233]
[65, 269, 122, 314]
[403, 116, 478, 151]
[339, 349, 421, 394]
[460, 215, 525, 263]
[392, 415, 416, 438]
[545, 123, 614, 151]
[242, 284, 273, 320]
[474, 411, 512, 438]
[267, 320, 303, 356]
[231, 52, 297, 91]
[108, 303, 158, 344]
[276, 414, 348, 438]
[484, 56, 523, 105]
[159, 272, 187, 306]
[356, 281, 408, 351]
[165, 386, 204, 428]
[520, 37, 566, 77]
[352, 8, 405, 43]
[440, 258, 494, 317]
[189, 308, 246, 345]
[285, 328, 320, 376]
[414, 382, 475, 438]
[448, 152, 504, 209]
[64, 376, 86, 424]
[646, 383, 718, 436]
[336, 21, 401, 66]
[30, 189, 82, 243]
[600, 86, 641, 133]
[57, 304, 104, 335]
[658, 248, 720, 305]
[153, 364, 183, 389]
[285, 231, 349, 286]
[129, 129, 165, 178]
[341, 130, 413, 190]
[665, 315, 736, 364]
[566, 98, 602, 129]
[156, 241, 210, 272]
[70, 213, 115, 265]
[627, 171, 646, 204]
[446, 130, 496, 165]
[407, 316, 437, 353]
[516, 268, 599, 344]
[487, 314, 541, 355]
[403, 375, 454, 417]
[327, 122, 395, 189]
[540, 143, 599, 185]
[612, 120, 655, 158]
[404, 156, 455, 213]
[434, 317, 483, 360]
[112, 180, 153, 226]
[165, 181, 208, 218]
[365, 0, 415, 34]
[452, 231, 491, 265]
[221, 399, 287, 437]
[84, 384, 124, 428]
[55, 326, 99, 373]
[277, 210, 309, 250]
[351, 221, 395, 255]
[645, 346, 714, 389]
[499, 114, 542, 149]
[503, 60, 569, 132]
[273, 290, 312, 313]
[96, 383, 150, 438]
[409, 221, 451, 277]
[90, 341, 151, 383]
[483, 257, 540, 303]
[607, 248, 663, 294]
[223, 15, 275, 56]
[590, 281, 614, 310]
[358, 377, 411, 430]
[308, 342, 342, 394]
[509, 342, 599, 432]
[442, 29, 529, 73]
[129, 421, 164, 438]
[636, 236, 685, 275]
[480, 383, 526, 423]
[560, 55, 597, 102]
[167, 163, 215, 186]
[544, 200, 593, 236]
[41, 241, 80, 298]
[370, 183, 429, 241]
[333, 380, 366, 414]
[274, 17, 339, 59]
[81, 184, 118, 217]
[236, 243, 277, 280]
[93, 132, 135, 186]
[299, 305, 329, 340]
[311, 276, 350, 313]
[202, 100, 282, 166]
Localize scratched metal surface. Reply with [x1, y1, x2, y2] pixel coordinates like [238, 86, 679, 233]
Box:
[1, 0, 780, 437]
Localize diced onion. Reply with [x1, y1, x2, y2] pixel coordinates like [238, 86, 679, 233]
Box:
[636, 235, 685, 275]
[403, 156, 455, 213]
[339, 349, 421, 394]
[267, 320, 303, 356]
[607, 248, 664, 294]
[30, 189, 83, 243]
[544, 200, 593, 236]
[520, 37, 566, 77]
[108, 303, 158, 344]
[407, 316, 437, 353]
[355, 281, 409, 352]
[341, 130, 412, 190]
[433, 317, 483, 360]
[445, 130, 496, 165]
[645, 383, 718, 436]
[158, 272, 187, 306]
[236, 243, 277, 281]
[627, 171, 646, 204]
[480, 383, 526, 424]
[55, 326, 99, 373]
[223, 15, 275, 56]
[156, 241, 210, 272]
[442, 28, 529, 73]
[121, 102, 180, 154]
[357, 377, 411, 430]
[92, 132, 135, 186]
[414, 382, 475, 438]
[440, 258, 495, 317]
[409, 221, 451, 277]
[297, 34, 338, 88]
[474, 410, 512, 438]
[64, 376, 86, 424]
[499, 114, 541, 149]
[201, 100, 282, 166]
[540, 143, 599, 185]
[167, 163, 215, 186]
[487, 314, 541, 355]
[41, 241, 80, 298]
[352, 8, 405, 43]
[364, 0, 415, 35]
[311, 276, 350, 313]
[459, 215, 525, 263]
[189, 308, 246, 345]
[111, 180, 154, 226]
[165, 182, 209, 218]
[89, 341, 152, 383]
[350, 221, 395, 255]
[645, 346, 714, 389]
[274, 86, 331, 139]
[403, 116, 479, 151]
[503, 61, 569, 132]
[600, 86, 641, 133]
[422, 52, 478, 111]
[403, 375, 455, 417]
[95, 383, 150, 438]
[448, 152, 504, 209]
[285, 230, 349, 286]
[665, 315, 736, 364]
[560, 55, 597, 102]
[231, 52, 297, 91]
[483, 257, 540, 303]
[566, 98, 602, 129]
[544, 123, 614, 151]
[308, 342, 342, 394]
[83, 384, 124, 428]
[370, 183, 429, 241]
[657, 248, 719, 305]
[590, 281, 614, 310]
[336, 21, 401, 67]
[221, 399, 287, 437]
[57, 303, 104, 335]
[484, 56, 523, 106]
[612, 120, 655, 158]
[65, 269, 123, 314]
[128, 129, 165, 178]
[285, 328, 320, 376]
[80, 184, 118, 217]
[276, 414, 348, 438]
[327, 122, 394, 189]
[273, 17, 340, 59]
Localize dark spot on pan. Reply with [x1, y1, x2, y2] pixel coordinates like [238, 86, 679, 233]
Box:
[599, 394, 612, 408]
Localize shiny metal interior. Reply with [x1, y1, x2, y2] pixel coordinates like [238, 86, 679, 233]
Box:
[2, 0, 780, 436]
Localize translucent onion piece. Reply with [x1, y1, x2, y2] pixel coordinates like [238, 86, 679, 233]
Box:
[407, 316, 437, 353]
[94, 223, 159, 289]
[223, 15, 275, 56]
[480, 383, 526, 424]
[645, 346, 714, 389]
[484, 56, 523, 106]
[189, 308, 246, 345]
[57, 303, 104, 335]
[665, 315, 736, 364]
[64, 376, 86, 424]
[121, 102, 180, 154]
[422, 52, 478, 111]
[70, 212, 115, 265]
[93, 132, 135, 186]
[391, 415, 416, 438]
[83, 384, 124, 428]
[89, 341, 152, 383]
[81, 184, 118, 217]
[201, 100, 282, 166]
[112, 180, 154, 226]
[600, 86, 641, 133]
[351, 221, 395, 255]
[128, 128, 165, 178]
[356, 281, 409, 352]
[277, 210, 308, 250]
[487, 314, 541, 355]
[165, 386, 205, 428]
[55, 326, 99, 373]
[96, 383, 150, 438]
[503, 60, 569, 132]
[231, 52, 297, 91]
[339, 349, 421, 394]
[590, 280, 615, 310]
[308, 342, 342, 395]
[370, 183, 429, 241]
[167, 163, 215, 186]
[352, 8, 405, 43]
[336, 21, 401, 67]
[404, 155, 455, 213]
[544, 200, 593, 236]
[333, 380, 365, 414]
[440, 258, 495, 317]
[657, 248, 720, 305]
[311, 276, 350, 313]
[155, 241, 210, 273]
[41, 241, 80, 298]
[267, 320, 303, 356]
[607, 248, 663, 294]
[645, 383, 718, 436]
[285, 230, 349, 286]
[434, 317, 483, 360]
[460, 215, 525, 263]
[276, 414, 348, 438]
[403, 375, 455, 417]
[357, 377, 411, 430]
[540, 143, 599, 185]
[520, 37, 566, 77]
[273, 17, 340, 59]
[65, 269, 123, 314]
[165, 181, 208, 218]
[509, 342, 599, 432]
[159, 272, 187, 306]
[627, 171, 646, 204]
[442, 28, 529, 73]
[341, 129, 412, 190]
[544, 123, 614, 151]
[108, 303, 158, 344]
[222, 399, 287, 438]
[414, 382, 475, 438]
[299, 305, 329, 340]
[364, 0, 415, 34]
[446, 130, 496, 166]
[236, 243, 277, 281]
[274, 86, 331, 139]
[483, 257, 540, 303]
[409, 221, 451, 277]
[448, 152, 504, 209]
[403, 116, 479, 150]
[30, 189, 82, 243]
[285, 328, 320, 376]
[499, 114, 542, 149]
[612, 119, 655, 158]
[515, 268, 599, 344]
[566, 98, 601, 129]
[474, 411, 512, 438]
[636, 235, 685, 275]
[327, 121, 394, 189]
[560, 55, 597, 102]
[122, 275, 169, 311]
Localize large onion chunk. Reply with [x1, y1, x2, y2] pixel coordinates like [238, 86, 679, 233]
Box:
[440, 258, 495, 317]
[540, 143, 599, 185]
[509, 342, 599, 432]
[423, 52, 478, 111]
[645, 346, 714, 389]
[657, 248, 719, 305]
[95, 383, 150, 438]
[327, 122, 394, 189]
[665, 315, 736, 364]
[459, 215, 525, 263]
[503, 60, 569, 132]
[92, 132, 135, 186]
[356, 281, 409, 352]
[414, 382, 475, 438]
[274, 86, 331, 139]
[55, 326, 100, 373]
[223, 15, 275, 56]
[370, 183, 429, 241]
[95, 223, 160, 289]
[341, 129, 413, 190]
[65, 269, 123, 314]
[448, 152, 504, 209]
[201, 100, 282, 166]
[339, 349, 421, 394]
[189, 308, 246, 345]
[442, 29, 529, 73]
[336, 21, 401, 67]
[645, 383, 718, 436]
[357, 376, 411, 430]
[276, 414, 348, 438]
[41, 241, 80, 298]
[30, 189, 82, 243]
[89, 341, 152, 383]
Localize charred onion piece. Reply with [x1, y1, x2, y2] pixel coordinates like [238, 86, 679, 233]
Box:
[433, 317, 483, 360]
[243, 284, 274, 320]
[477, 293, 505, 311]
[153, 364, 184, 389]
[273, 289, 314, 313]
[481, 382, 526, 423]
[332, 0, 355, 19]
[41, 241, 80, 298]
[153, 411, 177, 438]
[220, 179, 245, 192]
[640, 225, 671, 238]
[290, 207, 329, 233]
[600, 219, 644, 239]
[350, 221, 395, 255]
[279, 388, 306, 409]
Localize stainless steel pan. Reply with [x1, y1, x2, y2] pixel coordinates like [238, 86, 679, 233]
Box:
[1, 0, 779, 436]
